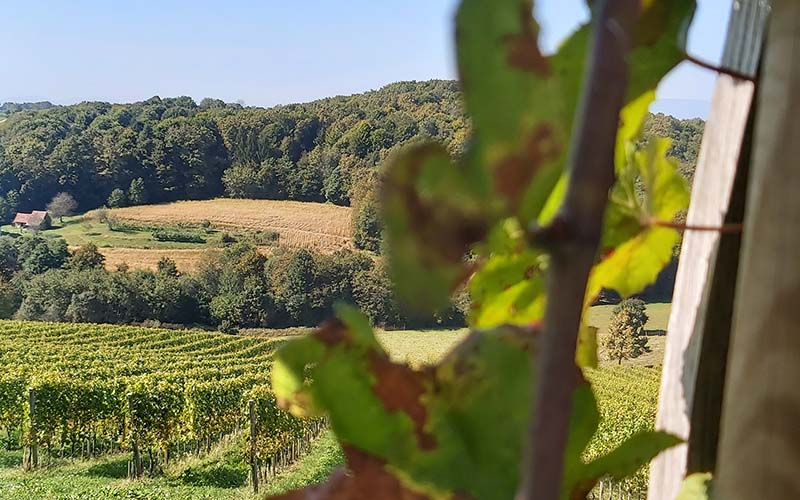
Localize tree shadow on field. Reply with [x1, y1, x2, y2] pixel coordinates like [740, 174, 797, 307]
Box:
[0, 450, 22, 469]
[84, 456, 129, 479]
[177, 460, 248, 488]
[645, 329, 666, 336]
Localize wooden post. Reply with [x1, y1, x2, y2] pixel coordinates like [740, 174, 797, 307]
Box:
[248, 399, 259, 493]
[23, 387, 38, 471]
[716, 2, 800, 499]
[646, 1, 769, 498]
[127, 393, 143, 478]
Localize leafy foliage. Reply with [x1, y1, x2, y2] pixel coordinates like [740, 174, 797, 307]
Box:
[66, 243, 106, 271]
[675, 473, 713, 500]
[3, 233, 464, 329]
[0, 82, 466, 220]
[0, 320, 314, 470]
[602, 298, 650, 364]
[270, 0, 697, 498]
[46, 192, 78, 222]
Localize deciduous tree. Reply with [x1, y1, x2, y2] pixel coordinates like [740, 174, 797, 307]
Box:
[46, 192, 78, 223]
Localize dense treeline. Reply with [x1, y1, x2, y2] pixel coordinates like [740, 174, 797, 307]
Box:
[0, 84, 702, 316]
[0, 101, 55, 115]
[0, 235, 466, 330]
[0, 81, 466, 223]
[641, 113, 704, 182]
[0, 82, 701, 223]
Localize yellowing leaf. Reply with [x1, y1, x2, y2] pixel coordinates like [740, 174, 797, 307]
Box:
[469, 248, 547, 328]
[589, 226, 679, 300]
[675, 473, 714, 500]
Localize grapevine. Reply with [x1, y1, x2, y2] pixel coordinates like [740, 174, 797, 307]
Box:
[0, 320, 315, 472]
[269, 0, 696, 498]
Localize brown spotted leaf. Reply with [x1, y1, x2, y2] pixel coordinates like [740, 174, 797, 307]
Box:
[383, 143, 493, 311]
[272, 448, 437, 500]
[272, 306, 679, 500]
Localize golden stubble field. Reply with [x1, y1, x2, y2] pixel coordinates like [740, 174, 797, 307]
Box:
[105, 198, 353, 253]
[97, 248, 226, 273]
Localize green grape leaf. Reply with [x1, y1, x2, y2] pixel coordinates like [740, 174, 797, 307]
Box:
[605, 137, 691, 236]
[583, 430, 682, 482]
[271, 446, 437, 500]
[534, 0, 695, 227]
[457, 0, 568, 217]
[469, 250, 546, 328]
[615, 90, 657, 171]
[469, 218, 548, 328]
[561, 374, 601, 499]
[575, 325, 599, 369]
[588, 226, 679, 300]
[384, 0, 695, 314]
[628, 0, 697, 100]
[271, 335, 327, 417]
[675, 473, 714, 500]
[591, 138, 689, 299]
[383, 143, 492, 311]
[271, 307, 683, 500]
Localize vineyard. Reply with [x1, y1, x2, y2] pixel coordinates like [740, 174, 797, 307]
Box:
[0, 320, 662, 496]
[0, 320, 317, 478]
[586, 367, 661, 492]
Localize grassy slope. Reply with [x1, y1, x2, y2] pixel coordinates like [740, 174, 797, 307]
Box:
[379, 303, 671, 368]
[0, 450, 258, 500]
[263, 432, 344, 496]
[41, 216, 204, 249]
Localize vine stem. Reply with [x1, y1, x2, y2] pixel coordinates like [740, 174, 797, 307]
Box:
[517, 1, 639, 499]
[684, 54, 756, 82]
[652, 219, 744, 234]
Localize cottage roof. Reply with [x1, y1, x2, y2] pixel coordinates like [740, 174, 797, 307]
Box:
[12, 210, 49, 227]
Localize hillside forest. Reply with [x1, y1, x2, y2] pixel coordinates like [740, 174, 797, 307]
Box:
[0, 81, 703, 330]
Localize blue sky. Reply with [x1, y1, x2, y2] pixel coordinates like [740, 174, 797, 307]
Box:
[1, 1, 730, 118]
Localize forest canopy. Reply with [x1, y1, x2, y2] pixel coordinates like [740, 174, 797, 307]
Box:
[0, 81, 700, 222]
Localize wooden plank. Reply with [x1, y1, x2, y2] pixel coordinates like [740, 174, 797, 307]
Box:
[721, 0, 771, 78]
[685, 110, 752, 474]
[647, 1, 770, 495]
[647, 74, 754, 500]
[715, 2, 800, 498]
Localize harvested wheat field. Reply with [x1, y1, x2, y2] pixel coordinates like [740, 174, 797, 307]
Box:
[105, 199, 353, 252]
[98, 248, 214, 272]
[98, 247, 279, 272]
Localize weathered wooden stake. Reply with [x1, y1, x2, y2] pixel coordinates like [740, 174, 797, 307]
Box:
[248, 399, 259, 493]
[23, 387, 38, 471]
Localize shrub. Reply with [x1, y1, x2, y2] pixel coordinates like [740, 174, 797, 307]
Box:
[67, 243, 106, 271]
[151, 229, 206, 243]
[244, 230, 279, 246]
[107, 188, 127, 208]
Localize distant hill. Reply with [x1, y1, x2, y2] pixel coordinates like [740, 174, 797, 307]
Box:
[0, 81, 464, 218]
[0, 101, 56, 115]
[0, 80, 701, 222]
